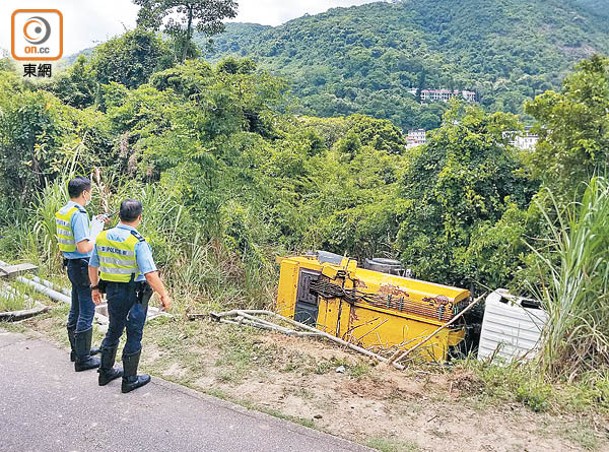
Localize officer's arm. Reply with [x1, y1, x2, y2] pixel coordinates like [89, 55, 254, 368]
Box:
[76, 240, 94, 254]
[73, 212, 94, 253]
[144, 271, 171, 311]
[88, 247, 103, 305]
[144, 271, 167, 296]
[88, 264, 99, 287]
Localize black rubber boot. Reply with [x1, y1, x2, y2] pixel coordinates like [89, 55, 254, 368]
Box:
[74, 328, 101, 372]
[67, 326, 77, 363]
[121, 351, 150, 393]
[98, 346, 123, 386]
[69, 326, 100, 362]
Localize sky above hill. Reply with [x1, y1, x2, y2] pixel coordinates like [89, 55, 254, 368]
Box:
[0, 0, 379, 56]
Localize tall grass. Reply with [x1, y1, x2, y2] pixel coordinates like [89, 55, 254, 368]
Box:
[0, 283, 29, 312]
[527, 177, 609, 380]
[32, 178, 70, 270]
[8, 172, 277, 315]
[109, 180, 278, 311]
[0, 199, 38, 264]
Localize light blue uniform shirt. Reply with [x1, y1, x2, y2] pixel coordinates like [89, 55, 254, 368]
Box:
[60, 201, 92, 260]
[90, 224, 157, 282]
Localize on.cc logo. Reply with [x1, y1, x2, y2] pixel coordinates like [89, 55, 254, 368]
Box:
[23, 16, 52, 45]
[11, 9, 63, 61]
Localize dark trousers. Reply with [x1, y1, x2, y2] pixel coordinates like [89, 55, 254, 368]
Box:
[66, 259, 95, 333]
[101, 282, 149, 356]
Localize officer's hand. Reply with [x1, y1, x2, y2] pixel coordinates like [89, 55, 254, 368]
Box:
[160, 293, 172, 312]
[99, 214, 112, 225]
[92, 289, 103, 305]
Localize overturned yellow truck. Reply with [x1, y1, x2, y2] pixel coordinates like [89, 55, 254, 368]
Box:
[277, 252, 471, 362]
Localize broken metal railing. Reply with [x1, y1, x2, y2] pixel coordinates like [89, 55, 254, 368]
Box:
[0, 259, 170, 329]
[205, 309, 406, 370]
[1, 258, 110, 327]
[208, 298, 483, 370]
[0, 281, 50, 321]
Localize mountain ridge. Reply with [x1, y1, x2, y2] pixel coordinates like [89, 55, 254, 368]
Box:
[203, 0, 609, 129]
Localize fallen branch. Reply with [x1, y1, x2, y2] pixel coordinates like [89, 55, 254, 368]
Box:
[228, 315, 296, 335]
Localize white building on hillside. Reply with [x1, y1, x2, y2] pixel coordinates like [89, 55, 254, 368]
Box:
[503, 130, 539, 151]
[406, 129, 427, 148]
[407, 88, 477, 103]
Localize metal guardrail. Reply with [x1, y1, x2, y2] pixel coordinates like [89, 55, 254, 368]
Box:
[0, 259, 170, 330]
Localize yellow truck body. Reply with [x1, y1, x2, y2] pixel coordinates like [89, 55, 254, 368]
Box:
[277, 254, 470, 362]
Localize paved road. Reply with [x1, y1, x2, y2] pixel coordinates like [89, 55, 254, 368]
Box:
[0, 329, 371, 452]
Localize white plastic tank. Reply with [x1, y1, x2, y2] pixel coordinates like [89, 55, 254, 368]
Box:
[477, 289, 548, 364]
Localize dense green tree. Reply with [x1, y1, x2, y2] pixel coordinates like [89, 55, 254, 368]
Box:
[51, 56, 98, 108]
[216, 56, 256, 75]
[525, 55, 609, 196]
[300, 144, 407, 259]
[90, 28, 174, 89]
[298, 115, 406, 154]
[0, 58, 16, 72]
[150, 58, 286, 138]
[396, 104, 538, 287]
[0, 70, 111, 201]
[134, 0, 238, 62]
[149, 59, 215, 97]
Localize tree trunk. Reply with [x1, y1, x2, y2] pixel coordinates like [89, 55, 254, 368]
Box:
[181, 6, 194, 63]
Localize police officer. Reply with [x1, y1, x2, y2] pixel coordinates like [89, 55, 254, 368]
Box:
[55, 176, 100, 372]
[88, 199, 171, 393]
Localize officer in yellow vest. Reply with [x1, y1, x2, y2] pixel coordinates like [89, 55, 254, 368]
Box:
[88, 199, 171, 393]
[55, 176, 101, 372]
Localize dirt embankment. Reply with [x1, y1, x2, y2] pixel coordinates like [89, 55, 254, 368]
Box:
[144, 322, 606, 452]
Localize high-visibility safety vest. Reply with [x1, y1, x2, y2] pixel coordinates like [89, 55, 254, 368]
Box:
[55, 206, 85, 253]
[96, 229, 146, 283]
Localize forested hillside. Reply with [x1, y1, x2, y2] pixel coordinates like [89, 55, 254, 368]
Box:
[204, 0, 609, 130]
[574, 0, 609, 17]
